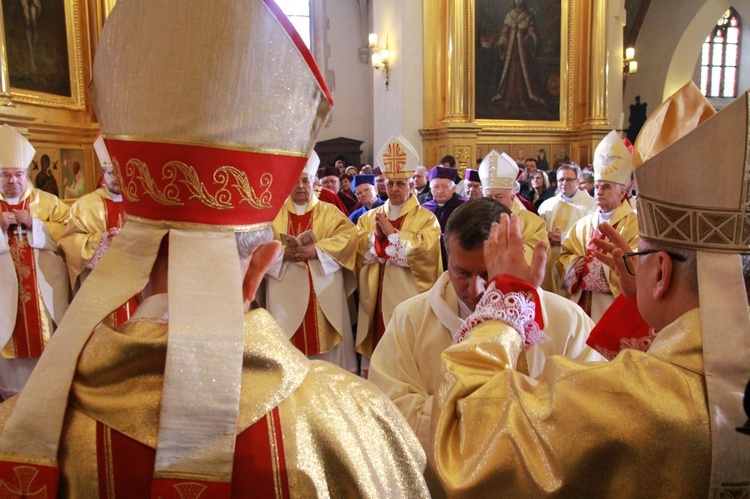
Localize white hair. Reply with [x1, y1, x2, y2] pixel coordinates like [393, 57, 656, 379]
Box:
[414, 166, 428, 175]
[429, 178, 456, 188]
[235, 226, 274, 259]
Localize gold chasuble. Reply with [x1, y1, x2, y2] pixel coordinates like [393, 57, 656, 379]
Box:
[434, 308, 710, 496]
[0, 306, 428, 497]
[557, 201, 639, 320]
[267, 195, 358, 359]
[60, 187, 137, 328]
[0, 186, 69, 360]
[355, 194, 441, 359]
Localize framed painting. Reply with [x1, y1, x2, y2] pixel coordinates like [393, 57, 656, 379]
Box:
[0, 0, 85, 109]
[30, 147, 62, 197]
[473, 0, 570, 127]
[59, 148, 87, 200]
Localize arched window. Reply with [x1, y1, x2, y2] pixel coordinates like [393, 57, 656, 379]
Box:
[700, 8, 741, 98]
[276, 0, 312, 49]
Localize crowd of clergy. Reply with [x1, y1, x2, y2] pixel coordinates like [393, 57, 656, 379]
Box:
[0, 0, 747, 495]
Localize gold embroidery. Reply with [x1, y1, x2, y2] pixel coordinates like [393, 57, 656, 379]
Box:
[170, 482, 208, 499]
[382, 143, 407, 175]
[115, 158, 273, 211]
[0, 465, 48, 498]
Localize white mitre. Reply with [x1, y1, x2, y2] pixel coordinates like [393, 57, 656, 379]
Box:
[479, 149, 517, 189]
[0, 124, 35, 170]
[594, 130, 633, 185]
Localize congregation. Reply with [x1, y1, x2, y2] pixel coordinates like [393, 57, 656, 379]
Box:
[0, 0, 748, 496]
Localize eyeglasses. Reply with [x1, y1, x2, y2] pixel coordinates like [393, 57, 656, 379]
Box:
[557, 177, 577, 183]
[621, 249, 687, 276]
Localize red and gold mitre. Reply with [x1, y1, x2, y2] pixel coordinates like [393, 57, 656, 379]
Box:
[376, 135, 419, 179]
[90, 0, 332, 229]
[0, 1, 334, 496]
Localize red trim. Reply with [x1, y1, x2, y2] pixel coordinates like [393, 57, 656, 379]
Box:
[490, 274, 545, 331]
[104, 139, 305, 227]
[262, 0, 333, 106]
[270, 408, 290, 499]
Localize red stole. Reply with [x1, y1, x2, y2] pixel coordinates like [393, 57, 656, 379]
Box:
[0, 199, 48, 358]
[371, 216, 406, 352]
[286, 211, 322, 356]
[102, 197, 138, 328]
[93, 408, 290, 498]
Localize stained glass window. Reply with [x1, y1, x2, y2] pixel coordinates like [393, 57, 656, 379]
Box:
[700, 8, 741, 98]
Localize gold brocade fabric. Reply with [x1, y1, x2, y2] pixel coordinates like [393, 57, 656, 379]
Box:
[510, 202, 551, 266]
[633, 81, 716, 169]
[268, 195, 359, 355]
[59, 187, 117, 288]
[434, 308, 710, 497]
[26, 308, 430, 497]
[557, 201, 639, 300]
[355, 194, 442, 357]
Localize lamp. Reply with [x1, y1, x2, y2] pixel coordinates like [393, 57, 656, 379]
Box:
[369, 33, 390, 90]
[624, 47, 638, 76]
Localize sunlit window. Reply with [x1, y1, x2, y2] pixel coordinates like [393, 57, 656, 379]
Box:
[276, 0, 311, 49]
[700, 8, 741, 98]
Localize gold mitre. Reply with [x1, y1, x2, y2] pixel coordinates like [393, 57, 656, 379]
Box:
[377, 135, 419, 179]
[634, 84, 750, 253]
[0, 124, 35, 170]
[92, 132, 112, 170]
[90, 0, 333, 230]
[593, 130, 633, 186]
[479, 149, 518, 190]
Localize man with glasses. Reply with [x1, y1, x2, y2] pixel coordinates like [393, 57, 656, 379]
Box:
[0, 124, 70, 399]
[356, 136, 441, 378]
[538, 161, 595, 295]
[348, 173, 384, 224]
[558, 131, 639, 321]
[431, 83, 749, 496]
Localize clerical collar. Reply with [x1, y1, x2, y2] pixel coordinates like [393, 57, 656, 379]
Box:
[389, 203, 403, 220]
[560, 192, 574, 202]
[292, 201, 308, 215]
[457, 298, 472, 321]
[598, 208, 616, 223]
[105, 187, 123, 202]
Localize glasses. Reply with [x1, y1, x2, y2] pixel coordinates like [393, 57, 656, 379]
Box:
[557, 177, 577, 183]
[621, 250, 687, 276]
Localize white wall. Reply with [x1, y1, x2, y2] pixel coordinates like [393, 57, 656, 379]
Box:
[371, 0, 425, 165]
[313, 0, 374, 164]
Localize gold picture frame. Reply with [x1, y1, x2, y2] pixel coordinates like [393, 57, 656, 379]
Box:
[471, 0, 572, 130]
[0, 0, 86, 110]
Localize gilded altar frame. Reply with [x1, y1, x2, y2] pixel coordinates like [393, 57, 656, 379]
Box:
[0, 0, 86, 110]
[471, 0, 572, 130]
[422, 0, 611, 172]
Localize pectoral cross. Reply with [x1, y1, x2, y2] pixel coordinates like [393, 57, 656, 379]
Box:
[14, 224, 26, 244]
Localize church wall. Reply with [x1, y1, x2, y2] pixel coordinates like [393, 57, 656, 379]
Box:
[312, 0, 375, 165]
[625, 0, 750, 116]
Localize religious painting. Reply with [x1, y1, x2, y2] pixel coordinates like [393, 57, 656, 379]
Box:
[30, 147, 61, 197]
[0, 0, 85, 109]
[531, 144, 551, 170]
[474, 0, 565, 122]
[550, 144, 570, 169]
[59, 148, 86, 199]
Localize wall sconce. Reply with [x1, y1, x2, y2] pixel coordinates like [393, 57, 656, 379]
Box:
[624, 47, 638, 76]
[369, 33, 390, 90]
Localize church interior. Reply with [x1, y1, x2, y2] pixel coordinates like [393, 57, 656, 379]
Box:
[1, 0, 748, 184]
